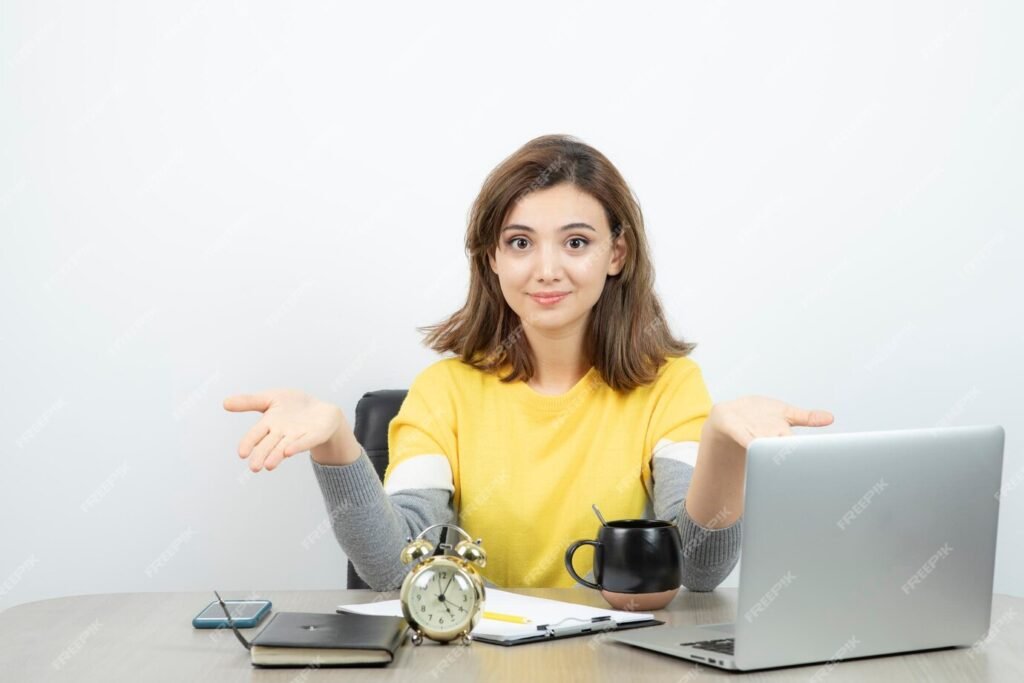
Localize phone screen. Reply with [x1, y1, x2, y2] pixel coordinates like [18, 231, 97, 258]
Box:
[197, 600, 267, 620]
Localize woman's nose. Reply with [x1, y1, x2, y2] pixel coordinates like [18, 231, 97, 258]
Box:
[535, 244, 563, 280]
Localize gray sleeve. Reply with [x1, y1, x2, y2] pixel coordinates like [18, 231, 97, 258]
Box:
[652, 456, 742, 592]
[309, 445, 456, 591]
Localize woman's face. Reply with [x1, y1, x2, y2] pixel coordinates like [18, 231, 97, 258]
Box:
[488, 182, 626, 333]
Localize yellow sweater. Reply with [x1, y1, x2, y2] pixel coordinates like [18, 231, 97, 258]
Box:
[383, 354, 712, 588]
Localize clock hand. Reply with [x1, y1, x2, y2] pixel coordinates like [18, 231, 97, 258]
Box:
[433, 588, 454, 613]
[441, 572, 456, 598]
[429, 575, 456, 616]
[434, 572, 449, 600]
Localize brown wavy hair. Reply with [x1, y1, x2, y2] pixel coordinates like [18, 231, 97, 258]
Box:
[417, 133, 697, 392]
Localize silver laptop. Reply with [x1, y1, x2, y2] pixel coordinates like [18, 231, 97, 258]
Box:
[611, 424, 1005, 671]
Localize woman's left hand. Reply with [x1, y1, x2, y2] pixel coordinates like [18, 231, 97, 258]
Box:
[703, 396, 835, 452]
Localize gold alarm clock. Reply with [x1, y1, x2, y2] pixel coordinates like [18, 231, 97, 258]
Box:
[399, 523, 487, 646]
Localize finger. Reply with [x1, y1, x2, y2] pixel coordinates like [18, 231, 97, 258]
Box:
[282, 432, 316, 458]
[265, 433, 305, 471]
[238, 421, 271, 458]
[249, 431, 286, 472]
[784, 406, 835, 427]
[223, 392, 273, 413]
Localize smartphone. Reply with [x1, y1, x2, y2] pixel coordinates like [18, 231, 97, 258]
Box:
[192, 599, 272, 629]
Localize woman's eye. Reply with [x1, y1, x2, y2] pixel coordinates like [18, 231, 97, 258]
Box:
[505, 237, 589, 250]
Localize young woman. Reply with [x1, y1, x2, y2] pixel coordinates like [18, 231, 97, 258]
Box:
[223, 134, 834, 592]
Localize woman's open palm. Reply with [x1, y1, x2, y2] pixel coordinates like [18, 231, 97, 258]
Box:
[223, 389, 344, 472]
[707, 395, 835, 451]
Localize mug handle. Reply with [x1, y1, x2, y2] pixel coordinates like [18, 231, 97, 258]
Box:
[564, 540, 602, 590]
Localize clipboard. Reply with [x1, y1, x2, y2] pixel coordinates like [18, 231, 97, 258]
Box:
[338, 588, 664, 646]
[471, 614, 664, 646]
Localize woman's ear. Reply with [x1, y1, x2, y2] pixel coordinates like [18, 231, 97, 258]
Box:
[607, 232, 627, 277]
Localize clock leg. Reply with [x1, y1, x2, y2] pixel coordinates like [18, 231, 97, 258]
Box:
[461, 631, 473, 646]
[411, 629, 423, 646]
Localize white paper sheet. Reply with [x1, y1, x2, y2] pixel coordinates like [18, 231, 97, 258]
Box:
[337, 588, 654, 642]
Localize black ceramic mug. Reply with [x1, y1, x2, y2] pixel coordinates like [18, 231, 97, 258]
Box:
[564, 519, 683, 610]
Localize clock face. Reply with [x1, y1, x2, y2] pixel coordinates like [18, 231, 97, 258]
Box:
[408, 562, 475, 633]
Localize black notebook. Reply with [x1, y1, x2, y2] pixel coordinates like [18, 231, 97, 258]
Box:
[247, 611, 408, 667]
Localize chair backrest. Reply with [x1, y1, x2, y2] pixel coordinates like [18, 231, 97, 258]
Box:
[351, 390, 408, 483]
[347, 390, 406, 589]
[346, 389, 449, 589]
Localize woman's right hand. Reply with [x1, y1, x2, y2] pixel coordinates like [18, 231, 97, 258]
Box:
[223, 389, 345, 472]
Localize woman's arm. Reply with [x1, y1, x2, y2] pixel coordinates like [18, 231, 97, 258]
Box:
[684, 423, 745, 527]
[686, 398, 835, 526]
[651, 445, 742, 592]
[310, 445, 456, 591]
[654, 398, 834, 591]
[309, 420, 365, 466]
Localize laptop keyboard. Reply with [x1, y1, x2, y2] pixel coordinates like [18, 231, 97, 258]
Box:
[681, 638, 735, 656]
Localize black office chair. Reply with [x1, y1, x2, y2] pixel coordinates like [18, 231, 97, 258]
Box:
[346, 389, 450, 589]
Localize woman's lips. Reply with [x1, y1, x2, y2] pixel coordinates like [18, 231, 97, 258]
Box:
[530, 293, 569, 305]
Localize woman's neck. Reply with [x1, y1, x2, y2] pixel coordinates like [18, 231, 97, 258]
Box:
[527, 351, 592, 395]
[521, 321, 591, 393]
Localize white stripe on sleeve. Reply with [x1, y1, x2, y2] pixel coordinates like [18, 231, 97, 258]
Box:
[383, 454, 455, 494]
[652, 439, 699, 468]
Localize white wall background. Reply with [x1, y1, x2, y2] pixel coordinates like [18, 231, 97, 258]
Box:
[2, 0, 1021, 612]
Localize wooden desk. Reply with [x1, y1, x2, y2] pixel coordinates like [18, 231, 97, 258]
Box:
[1, 587, 1021, 681]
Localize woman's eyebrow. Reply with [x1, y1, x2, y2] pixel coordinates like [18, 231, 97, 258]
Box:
[501, 222, 596, 233]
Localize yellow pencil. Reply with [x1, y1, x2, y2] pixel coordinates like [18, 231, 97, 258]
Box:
[483, 611, 532, 624]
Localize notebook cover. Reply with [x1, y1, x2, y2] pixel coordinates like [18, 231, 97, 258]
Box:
[249, 611, 408, 667]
